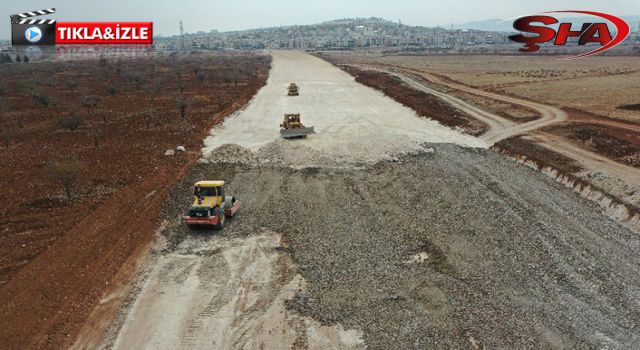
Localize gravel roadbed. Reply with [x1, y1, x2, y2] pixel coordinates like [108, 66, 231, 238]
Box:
[158, 143, 640, 349]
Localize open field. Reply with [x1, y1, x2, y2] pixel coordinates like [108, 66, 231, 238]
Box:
[0, 52, 270, 349]
[322, 53, 640, 122]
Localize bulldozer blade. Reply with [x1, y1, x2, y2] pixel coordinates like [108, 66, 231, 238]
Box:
[280, 126, 316, 139]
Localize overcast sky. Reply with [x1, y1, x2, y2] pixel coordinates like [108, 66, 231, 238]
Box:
[2, 0, 638, 39]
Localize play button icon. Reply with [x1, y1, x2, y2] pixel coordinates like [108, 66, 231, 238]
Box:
[24, 26, 43, 43]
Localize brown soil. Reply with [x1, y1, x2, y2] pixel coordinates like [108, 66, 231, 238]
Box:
[446, 89, 540, 123]
[0, 53, 270, 349]
[339, 65, 489, 136]
[565, 107, 640, 128]
[618, 104, 640, 111]
[545, 122, 640, 168]
[493, 136, 583, 174]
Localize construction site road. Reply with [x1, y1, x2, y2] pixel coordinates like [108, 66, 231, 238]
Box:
[202, 51, 484, 167]
[341, 64, 570, 145]
[96, 52, 640, 350]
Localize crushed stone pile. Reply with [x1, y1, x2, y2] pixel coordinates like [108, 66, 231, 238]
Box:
[207, 144, 258, 165]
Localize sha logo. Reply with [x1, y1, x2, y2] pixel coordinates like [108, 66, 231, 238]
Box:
[509, 10, 630, 60]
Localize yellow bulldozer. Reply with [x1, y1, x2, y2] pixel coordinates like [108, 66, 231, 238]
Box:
[280, 113, 315, 139]
[183, 181, 239, 229]
[288, 83, 299, 96]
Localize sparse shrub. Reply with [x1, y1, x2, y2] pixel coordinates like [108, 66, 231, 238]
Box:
[67, 79, 79, 93]
[0, 122, 10, 148]
[180, 120, 193, 144]
[48, 159, 83, 200]
[99, 112, 109, 124]
[148, 78, 164, 103]
[175, 97, 188, 119]
[0, 53, 12, 63]
[127, 73, 146, 89]
[107, 86, 117, 96]
[48, 97, 61, 114]
[175, 72, 185, 93]
[41, 77, 55, 87]
[32, 91, 50, 108]
[81, 95, 102, 113]
[56, 114, 84, 131]
[143, 137, 156, 164]
[141, 110, 158, 129]
[86, 124, 105, 147]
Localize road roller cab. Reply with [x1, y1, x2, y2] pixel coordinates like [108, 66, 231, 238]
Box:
[183, 181, 239, 229]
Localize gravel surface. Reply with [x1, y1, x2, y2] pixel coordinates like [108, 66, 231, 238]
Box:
[201, 51, 485, 168]
[150, 142, 640, 349]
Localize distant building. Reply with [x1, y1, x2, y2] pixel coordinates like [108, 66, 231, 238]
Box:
[154, 17, 515, 51]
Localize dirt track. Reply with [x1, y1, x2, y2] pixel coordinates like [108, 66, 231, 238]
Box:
[94, 52, 640, 349]
[351, 64, 640, 206]
[389, 68, 568, 145]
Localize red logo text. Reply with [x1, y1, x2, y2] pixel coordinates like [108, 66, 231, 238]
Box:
[508, 11, 630, 59]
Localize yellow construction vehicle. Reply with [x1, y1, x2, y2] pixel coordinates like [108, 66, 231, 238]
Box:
[280, 113, 316, 139]
[183, 181, 239, 229]
[288, 83, 299, 96]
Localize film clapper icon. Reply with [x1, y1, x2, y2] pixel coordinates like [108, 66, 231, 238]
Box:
[10, 8, 57, 46]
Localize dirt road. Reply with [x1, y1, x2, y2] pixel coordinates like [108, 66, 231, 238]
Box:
[109, 232, 364, 350]
[95, 52, 640, 349]
[347, 64, 568, 144]
[355, 64, 640, 203]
